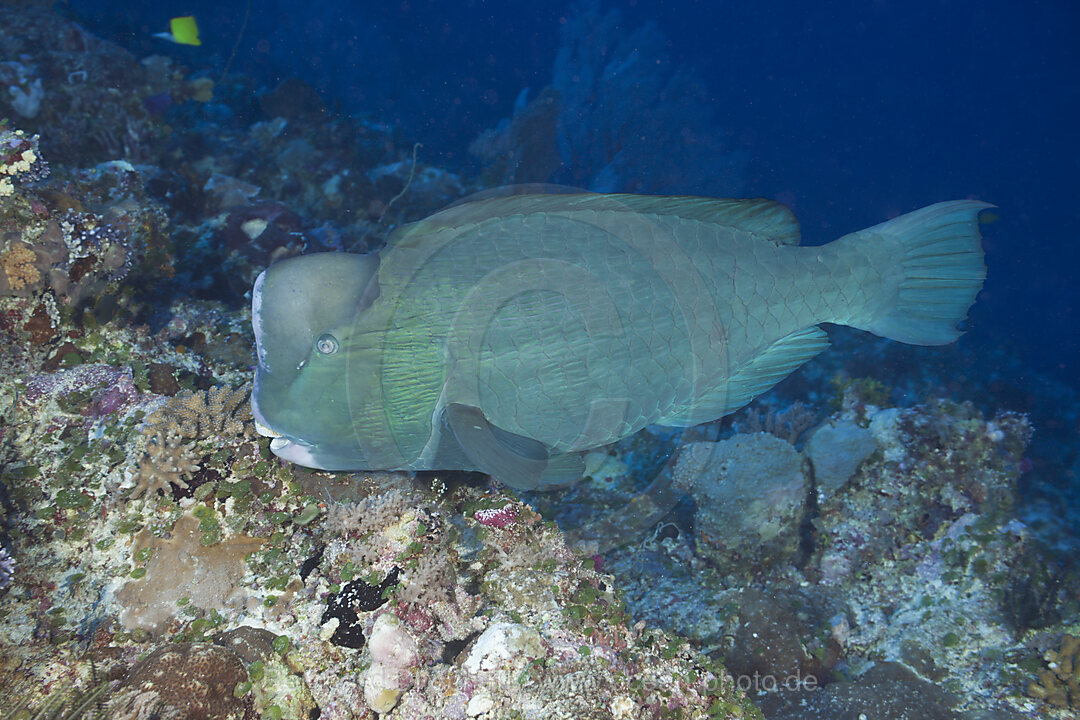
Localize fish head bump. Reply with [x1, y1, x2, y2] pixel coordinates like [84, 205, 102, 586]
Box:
[251, 251, 381, 470]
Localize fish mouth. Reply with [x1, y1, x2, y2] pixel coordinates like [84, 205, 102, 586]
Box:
[251, 386, 291, 441]
[267, 436, 319, 465]
[252, 404, 319, 464]
[260, 426, 366, 472]
[251, 397, 326, 467]
[251, 384, 364, 471]
[253, 417, 317, 463]
[252, 399, 289, 443]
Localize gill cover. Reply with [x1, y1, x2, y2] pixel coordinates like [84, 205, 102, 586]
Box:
[252, 252, 379, 432]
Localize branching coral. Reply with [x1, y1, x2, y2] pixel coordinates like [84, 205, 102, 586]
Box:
[398, 553, 456, 607]
[1028, 634, 1080, 709]
[327, 488, 433, 568]
[131, 385, 251, 498]
[147, 384, 252, 440]
[326, 488, 419, 539]
[131, 428, 200, 499]
[326, 488, 462, 609]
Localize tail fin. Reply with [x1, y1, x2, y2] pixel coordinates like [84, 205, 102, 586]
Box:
[844, 201, 992, 345]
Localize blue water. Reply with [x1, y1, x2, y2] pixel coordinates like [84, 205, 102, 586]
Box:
[70, 0, 1078, 384]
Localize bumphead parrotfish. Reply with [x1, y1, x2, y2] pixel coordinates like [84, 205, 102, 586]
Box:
[251, 193, 990, 490]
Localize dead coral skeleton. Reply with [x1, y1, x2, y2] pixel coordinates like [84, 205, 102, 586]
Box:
[131, 384, 251, 499]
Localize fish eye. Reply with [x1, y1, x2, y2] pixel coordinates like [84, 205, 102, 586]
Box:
[315, 333, 339, 355]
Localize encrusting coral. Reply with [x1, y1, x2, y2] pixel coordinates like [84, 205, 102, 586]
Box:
[0, 243, 40, 291]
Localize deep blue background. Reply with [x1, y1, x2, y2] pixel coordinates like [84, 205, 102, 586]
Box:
[70, 0, 1080, 387]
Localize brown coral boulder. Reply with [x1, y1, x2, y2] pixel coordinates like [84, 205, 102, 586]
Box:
[110, 642, 249, 720]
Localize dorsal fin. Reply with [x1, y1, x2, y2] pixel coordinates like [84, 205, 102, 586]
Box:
[391, 193, 801, 245]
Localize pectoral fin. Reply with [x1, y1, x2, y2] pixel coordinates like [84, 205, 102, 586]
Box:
[445, 403, 584, 491]
[659, 327, 829, 427]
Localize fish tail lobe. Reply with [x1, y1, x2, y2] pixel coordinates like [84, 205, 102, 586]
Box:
[832, 200, 992, 345]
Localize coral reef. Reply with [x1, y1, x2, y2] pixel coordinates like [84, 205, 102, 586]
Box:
[0, 543, 13, 594]
[0, 4, 1073, 719]
[0, 6, 164, 166]
[811, 400, 1030, 584]
[602, 396, 1070, 718]
[0, 126, 47, 199]
[131, 429, 200, 499]
[0, 339, 759, 720]
[132, 384, 252, 499]
[0, 139, 172, 353]
[115, 512, 265, 635]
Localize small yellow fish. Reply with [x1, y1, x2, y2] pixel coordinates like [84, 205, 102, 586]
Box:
[154, 16, 201, 46]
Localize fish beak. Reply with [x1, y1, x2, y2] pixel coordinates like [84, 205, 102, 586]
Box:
[254, 412, 321, 466]
[267, 436, 323, 467]
[254, 418, 282, 439]
[252, 383, 321, 465]
[270, 437, 292, 453]
[252, 409, 312, 462]
[254, 417, 306, 461]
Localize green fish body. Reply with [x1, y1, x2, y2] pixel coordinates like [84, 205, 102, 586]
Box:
[252, 193, 990, 489]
